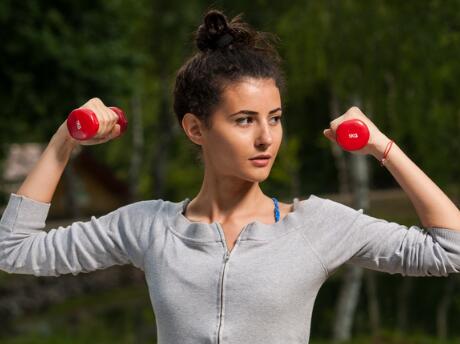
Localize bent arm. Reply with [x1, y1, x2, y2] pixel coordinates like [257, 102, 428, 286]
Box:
[320, 109, 459, 277]
[1, 99, 144, 276]
[16, 123, 78, 204]
[346, 210, 460, 277]
[16, 96, 121, 204]
[313, 198, 460, 278]
[0, 193, 160, 276]
[371, 138, 460, 231]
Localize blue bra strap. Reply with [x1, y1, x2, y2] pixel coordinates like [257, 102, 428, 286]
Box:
[272, 197, 280, 222]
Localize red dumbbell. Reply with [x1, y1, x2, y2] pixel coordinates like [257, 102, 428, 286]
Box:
[66, 106, 128, 140]
[335, 119, 370, 151]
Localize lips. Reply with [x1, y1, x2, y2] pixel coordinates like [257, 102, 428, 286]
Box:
[249, 154, 271, 160]
[250, 157, 270, 167]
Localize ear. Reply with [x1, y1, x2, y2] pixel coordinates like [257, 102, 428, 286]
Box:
[182, 113, 205, 146]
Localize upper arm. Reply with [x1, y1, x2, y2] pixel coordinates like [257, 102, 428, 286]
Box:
[346, 212, 460, 276]
[0, 193, 163, 276]
[315, 198, 460, 277]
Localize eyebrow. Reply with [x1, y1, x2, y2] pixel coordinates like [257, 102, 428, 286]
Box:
[229, 107, 282, 117]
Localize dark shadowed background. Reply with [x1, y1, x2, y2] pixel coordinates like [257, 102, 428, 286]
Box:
[0, 0, 459, 343]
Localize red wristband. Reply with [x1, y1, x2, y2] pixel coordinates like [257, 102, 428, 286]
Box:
[380, 140, 394, 167]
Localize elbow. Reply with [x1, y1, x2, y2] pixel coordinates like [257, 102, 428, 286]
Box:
[423, 212, 460, 232]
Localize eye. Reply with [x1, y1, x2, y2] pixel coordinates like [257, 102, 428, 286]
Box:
[271, 115, 282, 124]
[235, 115, 282, 126]
[236, 117, 253, 125]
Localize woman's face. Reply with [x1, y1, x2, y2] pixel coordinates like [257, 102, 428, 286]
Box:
[200, 77, 283, 182]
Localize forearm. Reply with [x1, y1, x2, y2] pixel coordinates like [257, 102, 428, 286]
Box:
[371, 137, 460, 231]
[16, 124, 79, 204]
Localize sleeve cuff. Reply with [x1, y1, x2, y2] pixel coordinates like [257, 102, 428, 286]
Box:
[428, 227, 460, 241]
[1, 193, 51, 231]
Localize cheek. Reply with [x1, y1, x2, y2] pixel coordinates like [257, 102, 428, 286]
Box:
[277, 130, 283, 148]
[208, 131, 251, 163]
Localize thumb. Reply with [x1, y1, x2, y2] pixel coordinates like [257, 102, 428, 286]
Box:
[323, 128, 336, 142]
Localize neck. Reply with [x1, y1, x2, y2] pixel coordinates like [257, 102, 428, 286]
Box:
[188, 169, 271, 223]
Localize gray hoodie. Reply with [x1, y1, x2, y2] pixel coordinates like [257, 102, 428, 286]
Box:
[1, 192, 460, 343]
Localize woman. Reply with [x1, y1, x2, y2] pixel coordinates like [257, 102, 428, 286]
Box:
[1, 9, 460, 344]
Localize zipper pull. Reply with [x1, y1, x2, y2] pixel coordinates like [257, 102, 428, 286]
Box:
[224, 251, 230, 262]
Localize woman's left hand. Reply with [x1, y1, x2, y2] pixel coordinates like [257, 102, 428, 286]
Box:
[323, 106, 390, 158]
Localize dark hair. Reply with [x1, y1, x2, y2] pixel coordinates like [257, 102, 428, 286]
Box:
[173, 9, 286, 136]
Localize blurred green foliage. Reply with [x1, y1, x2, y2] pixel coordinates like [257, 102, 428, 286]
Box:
[1, 0, 458, 201]
[1, 0, 459, 342]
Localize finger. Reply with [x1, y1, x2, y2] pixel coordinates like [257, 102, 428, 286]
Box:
[109, 124, 121, 139]
[323, 128, 336, 142]
[329, 116, 343, 132]
[100, 107, 118, 138]
[89, 98, 108, 137]
[105, 107, 118, 125]
[100, 124, 120, 141]
[346, 106, 363, 116]
[95, 99, 112, 136]
[94, 103, 109, 138]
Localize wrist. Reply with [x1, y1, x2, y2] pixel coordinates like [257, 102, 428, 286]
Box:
[55, 122, 78, 144]
[50, 123, 80, 158]
[370, 135, 392, 160]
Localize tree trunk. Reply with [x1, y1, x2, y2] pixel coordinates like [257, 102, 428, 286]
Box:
[436, 276, 456, 339]
[333, 265, 364, 342]
[129, 85, 144, 202]
[365, 270, 381, 340]
[396, 277, 412, 333]
[332, 96, 371, 342]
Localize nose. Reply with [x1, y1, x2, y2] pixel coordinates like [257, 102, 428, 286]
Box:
[254, 121, 273, 147]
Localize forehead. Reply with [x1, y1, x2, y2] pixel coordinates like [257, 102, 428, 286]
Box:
[220, 78, 281, 110]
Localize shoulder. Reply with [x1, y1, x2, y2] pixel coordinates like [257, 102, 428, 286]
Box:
[305, 194, 361, 211]
[106, 198, 171, 222]
[121, 198, 167, 212]
[319, 196, 364, 231]
[324, 196, 363, 213]
[301, 194, 363, 224]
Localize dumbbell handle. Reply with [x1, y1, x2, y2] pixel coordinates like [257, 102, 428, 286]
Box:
[67, 106, 128, 140]
[335, 119, 370, 151]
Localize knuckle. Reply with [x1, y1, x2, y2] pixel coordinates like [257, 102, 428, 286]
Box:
[90, 97, 103, 105]
[106, 113, 116, 124]
[330, 117, 340, 128]
[349, 106, 360, 113]
[110, 111, 118, 121]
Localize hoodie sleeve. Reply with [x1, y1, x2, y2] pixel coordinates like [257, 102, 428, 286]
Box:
[0, 193, 162, 276]
[313, 197, 460, 277]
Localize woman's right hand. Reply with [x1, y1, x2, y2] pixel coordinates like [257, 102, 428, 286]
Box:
[58, 97, 122, 146]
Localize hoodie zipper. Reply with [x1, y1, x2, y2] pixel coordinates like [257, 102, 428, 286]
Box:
[216, 222, 249, 344]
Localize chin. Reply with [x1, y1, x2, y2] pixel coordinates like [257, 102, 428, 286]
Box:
[244, 170, 272, 183]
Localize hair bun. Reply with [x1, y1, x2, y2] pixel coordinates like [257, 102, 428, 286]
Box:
[193, 9, 280, 62]
[196, 10, 233, 52]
